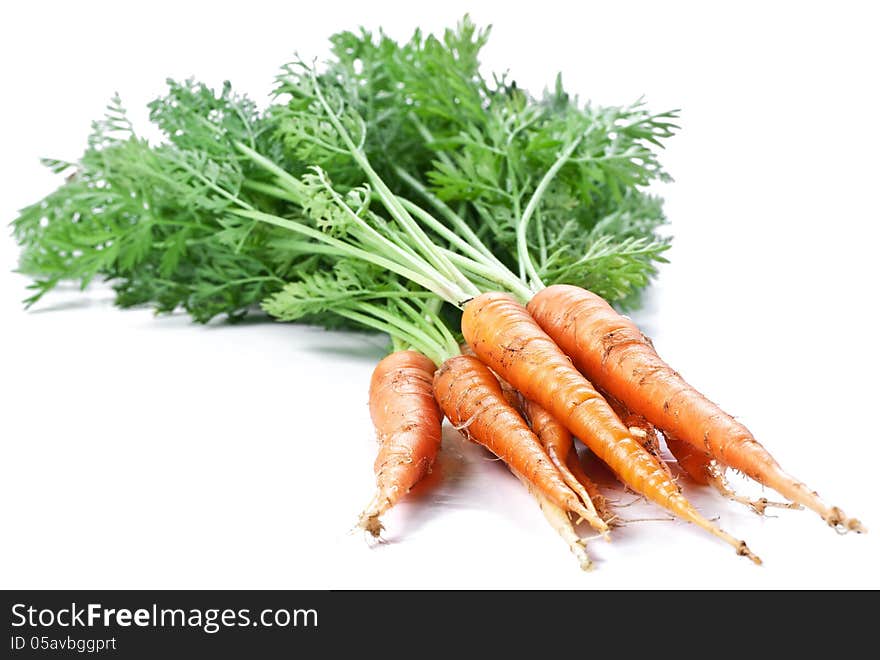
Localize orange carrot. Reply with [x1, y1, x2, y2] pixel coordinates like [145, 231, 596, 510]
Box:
[432, 354, 597, 524]
[662, 432, 713, 486]
[499, 381, 608, 534]
[458, 363, 603, 558]
[528, 284, 862, 532]
[664, 432, 799, 515]
[463, 292, 760, 563]
[357, 350, 443, 536]
[498, 376, 610, 536]
[505, 382, 613, 526]
[565, 449, 615, 525]
[606, 387, 795, 515]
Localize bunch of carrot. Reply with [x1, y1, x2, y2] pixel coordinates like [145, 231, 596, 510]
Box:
[364, 286, 863, 569]
[13, 17, 864, 571]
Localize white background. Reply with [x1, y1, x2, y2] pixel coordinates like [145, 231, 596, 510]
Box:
[2, 1, 878, 589]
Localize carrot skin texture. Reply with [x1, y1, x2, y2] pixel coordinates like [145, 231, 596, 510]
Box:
[600, 389, 673, 479]
[602, 390, 779, 513]
[502, 385, 609, 534]
[528, 284, 861, 532]
[358, 350, 442, 536]
[463, 292, 760, 562]
[521, 397, 574, 462]
[433, 355, 594, 520]
[606, 387, 796, 515]
[565, 449, 615, 525]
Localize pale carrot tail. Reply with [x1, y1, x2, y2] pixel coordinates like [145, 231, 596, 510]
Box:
[433, 354, 598, 524]
[714, 434, 863, 531]
[668, 492, 762, 565]
[517, 472, 593, 571]
[547, 446, 610, 537]
[503, 386, 609, 536]
[664, 429, 800, 516]
[707, 470, 802, 516]
[695, 518, 762, 565]
[751, 461, 864, 533]
[357, 488, 396, 538]
[360, 350, 443, 538]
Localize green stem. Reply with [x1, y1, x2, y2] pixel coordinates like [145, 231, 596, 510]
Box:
[234, 209, 470, 305]
[388, 298, 449, 352]
[308, 69, 469, 293]
[440, 248, 532, 302]
[242, 180, 299, 203]
[410, 115, 455, 170]
[239, 148, 468, 303]
[197, 275, 285, 296]
[172, 158, 256, 212]
[338, 308, 444, 366]
[473, 202, 504, 240]
[355, 302, 439, 348]
[387, 292, 459, 361]
[422, 305, 460, 358]
[516, 135, 584, 290]
[394, 167, 500, 266]
[237, 143, 305, 202]
[390, 334, 406, 352]
[310, 170, 454, 290]
[513, 194, 525, 282]
[348, 304, 453, 366]
[396, 196, 519, 292]
[535, 208, 548, 267]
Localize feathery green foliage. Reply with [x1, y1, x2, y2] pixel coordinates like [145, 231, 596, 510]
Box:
[12, 16, 677, 341]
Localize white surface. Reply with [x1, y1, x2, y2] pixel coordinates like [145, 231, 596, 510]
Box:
[2, 0, 878, 589]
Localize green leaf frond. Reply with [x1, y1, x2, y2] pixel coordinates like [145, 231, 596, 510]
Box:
[12, 16, 678, 336]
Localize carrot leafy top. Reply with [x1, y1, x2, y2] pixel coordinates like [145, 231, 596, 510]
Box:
[12, 16, 676, 362]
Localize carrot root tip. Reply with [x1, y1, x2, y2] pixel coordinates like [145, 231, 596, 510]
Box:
[737, 541, 763, 566]
[708, 473, 803, 517]
[827, 507, 866, 534]
[359, 514, 384, 539]
[571, 504, 611, 537]
[569, 538, 594, 571]
[357, 491, 395, 540]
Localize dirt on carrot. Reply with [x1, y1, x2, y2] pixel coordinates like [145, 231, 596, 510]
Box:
[432, 354, 597, 524]
[599, 388, 673, 480]
[565, 448, 615, 526]
[501, 384, 608, 535]
[463, 291, 761, 563]
[527, 284, 862, 533]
